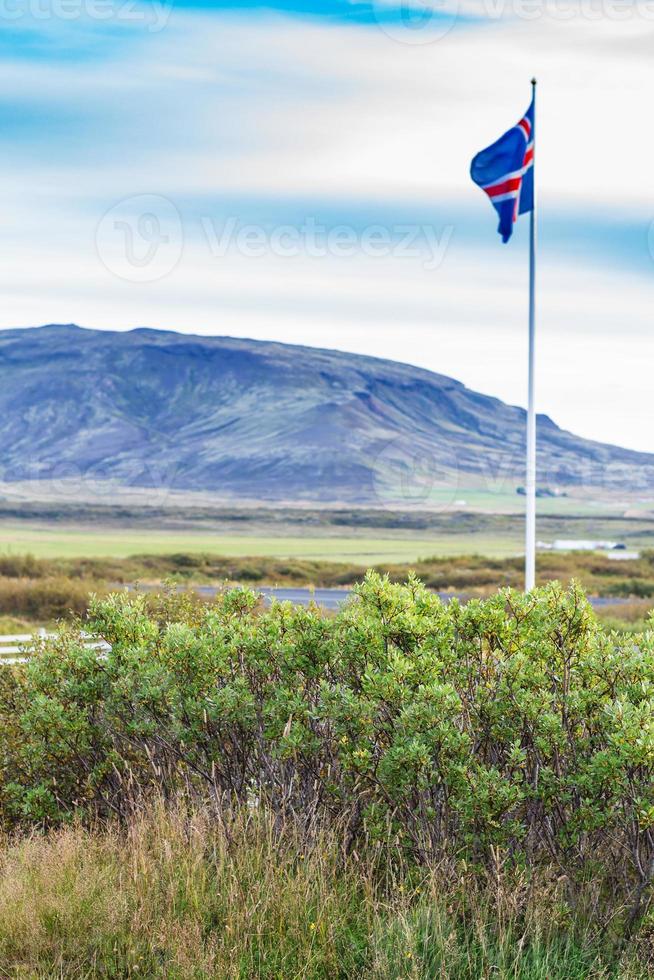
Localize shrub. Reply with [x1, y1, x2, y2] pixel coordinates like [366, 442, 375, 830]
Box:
[2, 574, 654, 918]
[611, 579, 654, 599]
[0, 576, 105, 621]
[0, 553, 51, 578]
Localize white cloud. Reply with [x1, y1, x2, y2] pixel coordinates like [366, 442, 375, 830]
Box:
[1, 11, 653, 203]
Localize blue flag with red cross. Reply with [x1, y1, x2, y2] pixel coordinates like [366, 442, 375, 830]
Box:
[470, 98, 534, 243]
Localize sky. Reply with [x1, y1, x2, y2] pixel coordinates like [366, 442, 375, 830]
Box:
[1, 0, 653, 451]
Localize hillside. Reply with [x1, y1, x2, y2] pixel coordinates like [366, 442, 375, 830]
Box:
[0, 324, 652, 505]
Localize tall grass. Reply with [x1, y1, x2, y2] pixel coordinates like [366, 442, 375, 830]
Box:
[0, 575, 105, 621]
[0, 803, 649, 979]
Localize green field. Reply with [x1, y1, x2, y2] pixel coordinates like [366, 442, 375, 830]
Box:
[1, 500, 653, 564]
[0, 523, 525, 563]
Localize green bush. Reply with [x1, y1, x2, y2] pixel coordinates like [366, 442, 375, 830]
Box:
[2, 574, 654, 915]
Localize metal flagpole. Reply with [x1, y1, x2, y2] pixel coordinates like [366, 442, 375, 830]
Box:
[525, 77, 537, 591]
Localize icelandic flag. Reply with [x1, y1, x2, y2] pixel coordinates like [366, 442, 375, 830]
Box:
[470, 98, 534, 243]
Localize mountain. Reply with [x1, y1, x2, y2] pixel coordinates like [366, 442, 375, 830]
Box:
[0, 324, 652, 506]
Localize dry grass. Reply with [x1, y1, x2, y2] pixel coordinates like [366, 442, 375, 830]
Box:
[0, 615, 35, 633]
[0, 551, 651, 629]
[0, 576, 105, 622]
[0, 803, 650, 979]
[595, 599, 654, 634]
[0, 805, 373, 978]
[1, 550, 654, 597]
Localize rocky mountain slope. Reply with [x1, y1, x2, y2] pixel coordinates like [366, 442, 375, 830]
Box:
[0, 324, 651, 504]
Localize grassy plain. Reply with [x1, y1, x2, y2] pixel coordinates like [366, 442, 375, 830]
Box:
[0, 523, 528, 562]
[0, 501, 653, 562]
[0, 504, 653, 631]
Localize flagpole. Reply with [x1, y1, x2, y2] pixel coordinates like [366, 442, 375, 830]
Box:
[525, 77, 537, 591]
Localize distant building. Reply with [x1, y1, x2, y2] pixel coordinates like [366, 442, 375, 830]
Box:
[551, 540, 623, 552]
[516, 486, 567, 498]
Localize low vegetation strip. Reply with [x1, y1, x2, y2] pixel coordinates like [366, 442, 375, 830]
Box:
[0, 549, 654, 628]
[1, 576, 654, 974]
[11, 548, 654, 596]
[0, 803, 651, 979]
[0, 573, 102, 622]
